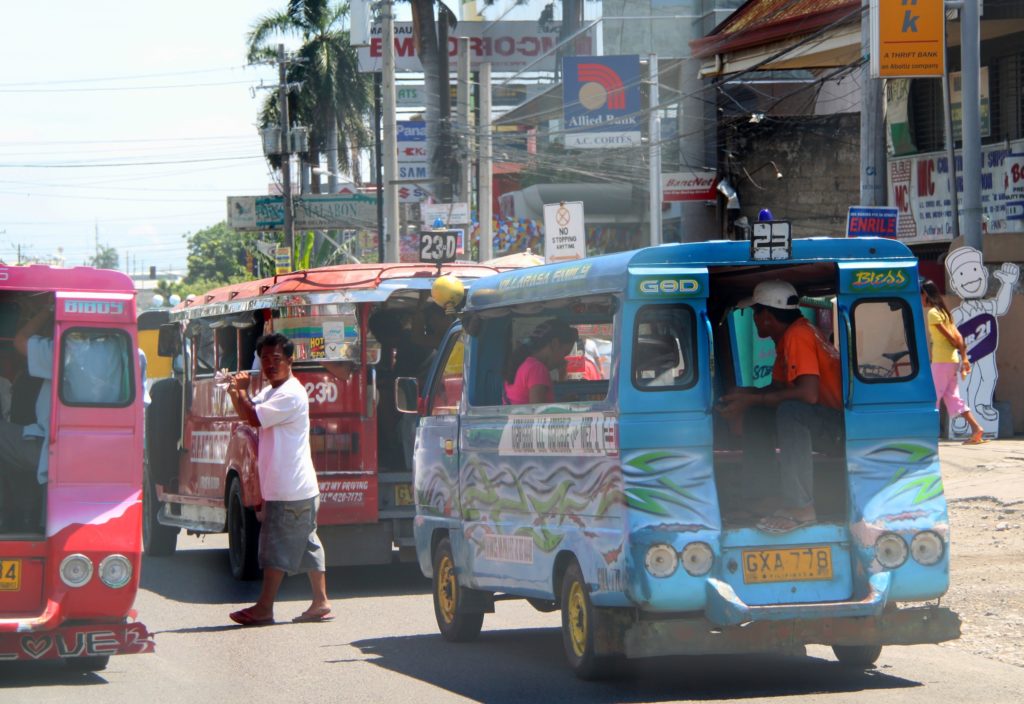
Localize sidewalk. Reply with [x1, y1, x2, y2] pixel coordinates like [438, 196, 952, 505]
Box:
[940, 437, 1024, 505]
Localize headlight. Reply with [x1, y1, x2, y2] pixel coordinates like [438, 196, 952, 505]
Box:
[875, 533, 909, 568]
[98, 554, 133, 588]
[644, 544, 678, 578]
[681, 542, 714, 576]
[911, 531, 945, 566]
[60, 554, 94, 587]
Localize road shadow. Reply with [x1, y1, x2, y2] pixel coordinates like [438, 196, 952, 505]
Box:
[141, 543, 429, 606]
[348, 629, 922, 702]
[0, 661, 107, 688]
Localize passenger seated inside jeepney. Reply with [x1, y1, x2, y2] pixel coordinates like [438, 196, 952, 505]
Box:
[502, 319, 579, 404]
[0, 296, 52, 533]
[369, 302, 451, 471]
[715, 279, 844, 535]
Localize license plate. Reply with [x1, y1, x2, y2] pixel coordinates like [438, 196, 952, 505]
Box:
[394, 484, 414, 506]
[742, 546, 832, 584]
[0, 559, 21, 591]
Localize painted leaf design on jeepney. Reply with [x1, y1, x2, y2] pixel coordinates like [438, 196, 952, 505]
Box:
[621, 450, 713, 520]
[890, 475, 944, 504]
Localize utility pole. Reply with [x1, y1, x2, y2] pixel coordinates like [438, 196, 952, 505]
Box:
[478, 62, 493, 262]
[382, 0, 400, 263]
[648, 54, 662, 247]
[960, 0, 982, 251]
[278, 44, 295, 256]
[374, 73, 385, 264]
[860, 0, 886, 207]
[457, 37, 472, 207]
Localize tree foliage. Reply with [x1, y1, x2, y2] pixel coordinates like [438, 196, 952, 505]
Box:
[182, 222, 267, 286]
[87, 243, 120, 270]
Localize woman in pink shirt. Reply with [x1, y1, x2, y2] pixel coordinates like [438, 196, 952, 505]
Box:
[503, 319, 579, 404]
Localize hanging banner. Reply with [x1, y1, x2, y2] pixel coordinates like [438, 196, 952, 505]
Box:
[951, 67, 991, 141]
[562, 55, 642, 149]
[871, 0, 945, 78]
[885, 78, 915, 156]
[888, 139, 1024, 243]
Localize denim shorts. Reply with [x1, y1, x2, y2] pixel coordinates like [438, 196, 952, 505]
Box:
[258, 496, 325, 575]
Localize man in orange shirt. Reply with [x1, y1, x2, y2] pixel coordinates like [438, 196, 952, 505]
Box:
[718, 280, 843, 534]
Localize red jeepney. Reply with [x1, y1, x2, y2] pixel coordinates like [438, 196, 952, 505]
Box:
[1, 264, 154, 670]
[143, 263, 502, 579]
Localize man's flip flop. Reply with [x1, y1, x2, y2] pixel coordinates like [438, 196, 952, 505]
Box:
[292, 609, 334, 623]
[229, 608, 274, 627]
[757, 512, 814, 535]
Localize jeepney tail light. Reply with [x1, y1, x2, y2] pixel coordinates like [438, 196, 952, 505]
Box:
[99, 554, 133, 588]
[681, 542, 714, 576]
[910, 531, 944, 566]
[875, 533, 909, 568]
[60, 554, 94, 587]
[644, 544, 678, 578]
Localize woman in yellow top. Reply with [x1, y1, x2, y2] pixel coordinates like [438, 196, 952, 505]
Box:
[921, 278, 986, 445]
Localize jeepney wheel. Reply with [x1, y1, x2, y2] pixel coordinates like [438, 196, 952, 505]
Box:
[560, 561, 608, 680]
[832, 644, 883, 667]
[227, 478, 261, 581]
[142, 463, 178, 557]
[432, 537, 483, 642]
[64, 655, 110, 672]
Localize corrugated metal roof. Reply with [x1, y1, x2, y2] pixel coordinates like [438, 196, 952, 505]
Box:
[692, 0, 860, 59]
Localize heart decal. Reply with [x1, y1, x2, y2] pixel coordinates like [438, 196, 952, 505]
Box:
[21, 634, 52, 659]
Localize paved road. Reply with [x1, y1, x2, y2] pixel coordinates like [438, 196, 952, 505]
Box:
[3, 441, 1024, 702]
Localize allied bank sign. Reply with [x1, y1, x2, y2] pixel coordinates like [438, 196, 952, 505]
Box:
[563, 55, 641, 149]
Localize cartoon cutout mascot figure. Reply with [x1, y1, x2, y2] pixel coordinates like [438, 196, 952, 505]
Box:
[945, 247, 1020, 439]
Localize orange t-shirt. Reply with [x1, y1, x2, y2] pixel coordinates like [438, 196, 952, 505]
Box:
[771, 317, 843, 410]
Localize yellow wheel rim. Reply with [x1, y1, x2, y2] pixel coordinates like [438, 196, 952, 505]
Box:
[437, 554, 457, 624]
[567, 580, 588, 657]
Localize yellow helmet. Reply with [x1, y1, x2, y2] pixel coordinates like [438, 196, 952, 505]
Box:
[431, 274, 465, 310]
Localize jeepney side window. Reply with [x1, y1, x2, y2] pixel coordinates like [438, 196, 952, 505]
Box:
[273, 304, 360, 364]
[190, 320, 215, 376]
[852, 298, 918, 382]
[632, 304, 697, 390]
[427, 334, 465, 416]
[214, 321, 237, 371]
[59, 328, 134, 407]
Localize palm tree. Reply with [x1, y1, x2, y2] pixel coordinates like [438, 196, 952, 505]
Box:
[247, 0, 372, 193]
[409, 0, 458, 200]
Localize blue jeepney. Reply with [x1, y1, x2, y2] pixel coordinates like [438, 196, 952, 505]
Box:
[407, 237, 960, 678]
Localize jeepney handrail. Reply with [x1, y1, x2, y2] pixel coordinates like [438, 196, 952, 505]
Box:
[840, 305, 854, 410]
[701, 309, 714, 411]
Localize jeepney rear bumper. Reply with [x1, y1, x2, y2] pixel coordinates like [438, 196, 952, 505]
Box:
[0, 619, 154, 661]
[601, 573, 960, 659]
[622, 604, 961, 659]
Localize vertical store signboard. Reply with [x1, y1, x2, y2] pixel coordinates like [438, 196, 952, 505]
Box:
[870, 0, 945, 78]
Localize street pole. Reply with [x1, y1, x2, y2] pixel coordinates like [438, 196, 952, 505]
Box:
[374, 73, 385, 264]
[648, 54, 662, 247]
[382, 1, 400, 263]
[860, 1, 886, 207]
[941, 64, 961, 242]
[478, 62, 493, 262]
[278, 44, 295, 257]
[457, 37, 472, 206]
[960, 0, 982, 251]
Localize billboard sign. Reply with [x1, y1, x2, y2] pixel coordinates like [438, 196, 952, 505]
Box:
[358, 21, 585, 73]
[422, 202, 470, 226]
[847, 206, 898, 238]
[227, 194, 377, 231]
[662, 171, 717, 202]
[562, 55, 642, 149]
[871, 0, 945, 77]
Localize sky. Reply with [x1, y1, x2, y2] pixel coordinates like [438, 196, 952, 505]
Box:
[0, 1, 289, 275]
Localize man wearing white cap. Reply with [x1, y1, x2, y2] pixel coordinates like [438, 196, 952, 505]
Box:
[718, 280, 843, 534]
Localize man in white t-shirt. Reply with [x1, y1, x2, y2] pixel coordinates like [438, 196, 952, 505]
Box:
[225, 333, 332, 626]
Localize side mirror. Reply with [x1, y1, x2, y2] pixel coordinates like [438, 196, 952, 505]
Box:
[157, 323, 181, 357]
[395, 376, 419, 414]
